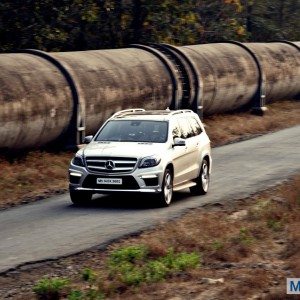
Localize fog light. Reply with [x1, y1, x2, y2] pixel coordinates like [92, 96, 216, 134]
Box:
[69, 172, 82, 184]
[141, 175, 159, 186]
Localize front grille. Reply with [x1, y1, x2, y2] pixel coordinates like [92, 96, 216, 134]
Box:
[85, 156, 137, 173]
[82, 175, 139, 190]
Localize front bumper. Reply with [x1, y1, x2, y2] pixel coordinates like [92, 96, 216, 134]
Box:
[73, 187, 161, 193]
[69, 162, 164, 194]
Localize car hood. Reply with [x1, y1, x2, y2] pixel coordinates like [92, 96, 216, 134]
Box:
[82, 141, 167, 159]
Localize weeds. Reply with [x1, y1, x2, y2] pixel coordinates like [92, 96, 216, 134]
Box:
[108, 245, 148, 266]
[68, 289, 104, 300]
[267, 219, 283, 232]
[237, 227, 255, 245]
[159, 248, 200, 271]
[211, 240, 224, 251]
[33, 277, 69, 300]
[205, 100, 300, 147]
[82, 268, 97, 282]
[144, 260, 169, 282]
[107, 245, 200, 286]
[68, 290, 83, 300]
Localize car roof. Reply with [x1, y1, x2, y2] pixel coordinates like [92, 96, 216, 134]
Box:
[110, 109, 196, 121]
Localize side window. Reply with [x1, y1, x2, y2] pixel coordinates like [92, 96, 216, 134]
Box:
[188, 117, 203, 136]
[177, 117, 194, 139]
[172, 120, 181, 139]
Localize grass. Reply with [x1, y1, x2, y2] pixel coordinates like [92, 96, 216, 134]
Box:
[82, 268, 97, 283]
[107, 245, 200, 286]
[108, 245, 148, 266]
[267, 219, 283, 232]
[32, 246, 200, 299]
[211, 240, 224, 251]
[32, 277, 69, 300]
[0, 151, 73, 209]
[0, 99, 299, 210]
[204, 100, 300, 147]
[236, 227, 255, 245]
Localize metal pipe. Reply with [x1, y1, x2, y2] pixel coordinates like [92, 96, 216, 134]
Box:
[178, 43, 261, 114]
[0, 41, 299, 150]
[0, 53, 73, 149]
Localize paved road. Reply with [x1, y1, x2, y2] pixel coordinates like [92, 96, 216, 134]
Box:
[0, 126, 299, 273]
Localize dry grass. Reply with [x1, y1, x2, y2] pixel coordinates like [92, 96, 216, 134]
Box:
[102, 175, 300, 299]
[1, 175, 299, 299]
[205, 100, 300, 147]
[0, 99, 299, 210]
[0, 151, 73, 209]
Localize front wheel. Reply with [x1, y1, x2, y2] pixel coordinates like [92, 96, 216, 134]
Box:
[190, 159, 210, 195]
[156, 169, 173, 207]
[70, 190, 92, 205]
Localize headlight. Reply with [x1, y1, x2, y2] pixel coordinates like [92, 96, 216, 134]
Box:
[72, 155, 84, 167]
[139, 155, 161, 168]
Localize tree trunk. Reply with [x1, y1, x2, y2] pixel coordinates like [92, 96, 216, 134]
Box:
[246, 1, 253, 34]
[131, 0, 143, 43]
[278, 0, 284, 29]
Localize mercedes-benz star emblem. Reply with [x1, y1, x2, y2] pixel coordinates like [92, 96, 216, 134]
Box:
[105, 160, 115, 170]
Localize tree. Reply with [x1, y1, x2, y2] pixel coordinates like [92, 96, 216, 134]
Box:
[0, 0, 298, 52]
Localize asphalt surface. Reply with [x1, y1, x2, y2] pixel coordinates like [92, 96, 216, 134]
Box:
[0, 126, 299, 273]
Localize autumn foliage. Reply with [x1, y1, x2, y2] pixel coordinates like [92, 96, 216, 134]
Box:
[0, 0, 299, 52]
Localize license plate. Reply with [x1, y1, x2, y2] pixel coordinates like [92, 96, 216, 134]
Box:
[96, 178, 122, 185]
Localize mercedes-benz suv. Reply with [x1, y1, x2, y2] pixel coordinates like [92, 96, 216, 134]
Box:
[69, 109, 212, 206]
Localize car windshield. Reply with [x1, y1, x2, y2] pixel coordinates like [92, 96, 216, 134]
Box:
[95, 120, 168, 143]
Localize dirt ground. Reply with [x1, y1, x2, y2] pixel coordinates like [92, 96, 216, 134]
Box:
[0, 99, 299, 211]
[0, 175, 299, 299]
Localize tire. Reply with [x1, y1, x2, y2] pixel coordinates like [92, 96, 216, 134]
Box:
[190, 159, 210, 195]
[157, 168, 173, 207]
[70, 190, 92, 205]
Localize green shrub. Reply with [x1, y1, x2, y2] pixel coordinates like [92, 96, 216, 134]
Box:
[82, 268, 97, 282]
[108, 245, 148, 266]
[119, 266, 144, 286]
[159, 248, 200, 271]
[267, 219, 283, 231]
[107, 245, 200, 287]
[33, 277, 69, 300]
[237, 227, 255, 245]
[211, 240, 224, 251]
[68, 290, 84, 300]
[145, 260, 169, 282]
[68, 289, 104, 300]
[109, 258, 144, 286]
[85, 288, 105, 300]
[172, 252, 200, 271]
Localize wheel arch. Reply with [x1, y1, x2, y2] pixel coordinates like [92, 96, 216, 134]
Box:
[203, 154, 212, 174]
[199, 153, 212, 174]
[166, 163, 174, 178]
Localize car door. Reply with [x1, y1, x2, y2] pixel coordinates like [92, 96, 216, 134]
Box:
[183, 116, 201, 179]
[170, 118, 187, 186]
[188, 116, 204, 178]
[172, 117, 197, 185]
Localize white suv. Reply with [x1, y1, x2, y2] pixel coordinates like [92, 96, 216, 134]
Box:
[69, 109, 212, 207]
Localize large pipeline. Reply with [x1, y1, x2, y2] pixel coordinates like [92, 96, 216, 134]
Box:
[0, 41, 299, 150]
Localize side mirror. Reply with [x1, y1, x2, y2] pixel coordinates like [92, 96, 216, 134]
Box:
[173, 137, 186, 147]
[83, 135, 93, 144]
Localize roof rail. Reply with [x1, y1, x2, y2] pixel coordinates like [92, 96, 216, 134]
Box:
[110, 108, 145, 119]
[169, 109, 193, 115]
